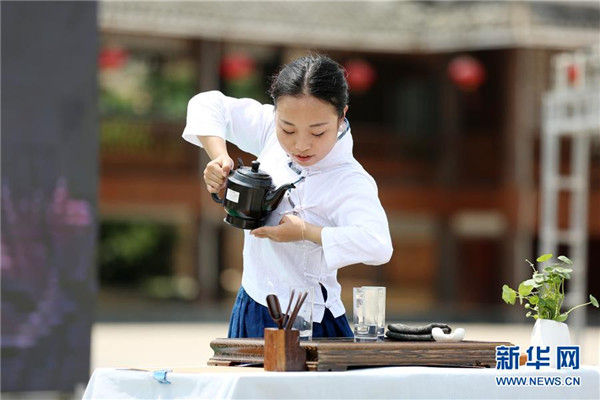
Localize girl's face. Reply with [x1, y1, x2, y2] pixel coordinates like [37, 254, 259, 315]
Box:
[275, 95, 347, 167]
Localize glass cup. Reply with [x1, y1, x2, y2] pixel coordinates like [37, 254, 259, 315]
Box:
[353, 286, 386, 342]
[288, 286, 314, 341]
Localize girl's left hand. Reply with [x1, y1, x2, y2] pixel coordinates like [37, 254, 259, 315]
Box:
[251, 214, 322, 245]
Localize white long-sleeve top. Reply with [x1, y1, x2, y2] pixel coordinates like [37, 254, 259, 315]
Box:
[182, 91, 393, 322]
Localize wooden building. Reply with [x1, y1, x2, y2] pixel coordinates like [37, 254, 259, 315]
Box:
[97, 1, 600, 319]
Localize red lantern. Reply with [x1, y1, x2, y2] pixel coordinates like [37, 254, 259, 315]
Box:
[220, 53, 256, 81]
[99, 47, 128, 70]
[344, 59, 376, 93]
[567, 64, 579, 85]
[448, 55, 486, 92]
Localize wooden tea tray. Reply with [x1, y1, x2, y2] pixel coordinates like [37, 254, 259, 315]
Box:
[208, 337, 512, 371]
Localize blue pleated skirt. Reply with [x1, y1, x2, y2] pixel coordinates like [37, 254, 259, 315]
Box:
[227, 286, 354, 338]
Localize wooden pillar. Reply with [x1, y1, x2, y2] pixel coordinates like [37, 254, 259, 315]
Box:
[195, 40, 223, 301]
[502, 48, 540, 307]
[436, 54, 461, 305]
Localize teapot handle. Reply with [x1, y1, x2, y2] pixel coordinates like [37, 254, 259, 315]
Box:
[211, 160, 238, 204]
[211, 159, 241, 204]
[211, 192, 223, 204]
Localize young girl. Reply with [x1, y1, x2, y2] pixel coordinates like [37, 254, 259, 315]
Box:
[183, 54, 393, 338]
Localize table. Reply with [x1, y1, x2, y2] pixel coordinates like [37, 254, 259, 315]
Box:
[83, 365, 600, 399]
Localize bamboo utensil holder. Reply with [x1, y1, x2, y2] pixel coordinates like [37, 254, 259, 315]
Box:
[263, 328, 307, 371]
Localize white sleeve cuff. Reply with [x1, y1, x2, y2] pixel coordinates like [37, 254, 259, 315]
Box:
[321, 227, 348, 271]
[182, 123, 227, 148]
[321, 226, 392, 271]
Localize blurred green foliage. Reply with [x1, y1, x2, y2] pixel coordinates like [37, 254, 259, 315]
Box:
[98, 219, 176, 286]
[99, 52, 195, 120]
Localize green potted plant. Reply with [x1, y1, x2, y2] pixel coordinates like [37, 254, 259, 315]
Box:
[502, 253, 598, 365]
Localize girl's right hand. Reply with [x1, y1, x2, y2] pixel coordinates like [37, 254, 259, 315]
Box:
[203, 155, 234, 193]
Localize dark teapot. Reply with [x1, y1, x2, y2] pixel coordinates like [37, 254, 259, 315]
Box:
[211, 159, 295, 229]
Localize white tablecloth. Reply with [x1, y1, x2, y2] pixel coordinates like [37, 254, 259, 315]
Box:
[83, 365, 600, 399]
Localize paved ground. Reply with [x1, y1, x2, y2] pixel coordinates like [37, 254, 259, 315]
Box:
[90, 321, 600, 371]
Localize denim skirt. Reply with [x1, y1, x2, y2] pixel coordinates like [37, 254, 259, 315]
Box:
[227, 285, 354, 338]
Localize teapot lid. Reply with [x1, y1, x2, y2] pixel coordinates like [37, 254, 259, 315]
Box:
[235, 161, 272, 183]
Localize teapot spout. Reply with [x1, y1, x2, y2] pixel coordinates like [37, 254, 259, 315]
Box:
[264, 183, 295, 212]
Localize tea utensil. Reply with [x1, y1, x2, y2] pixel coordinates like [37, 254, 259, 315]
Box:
[285, 291, 308, 330]
[283, 289, 295, 329]
[266, 294, 284, 329]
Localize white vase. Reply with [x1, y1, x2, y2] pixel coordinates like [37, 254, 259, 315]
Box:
[530, 318, 571, 368]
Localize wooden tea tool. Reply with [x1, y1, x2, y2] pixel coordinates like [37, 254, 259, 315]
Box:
[282, 289, 295, 329]
[266, 294, 284, 329]
[285, 290, 308, 330]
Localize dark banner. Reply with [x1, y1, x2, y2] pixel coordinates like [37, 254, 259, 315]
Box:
[1, 1, 99, 392]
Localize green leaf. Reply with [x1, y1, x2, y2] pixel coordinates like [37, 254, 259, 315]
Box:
[545, 274, 564, 286]
[537, 254, 553, 262]
[533, 273, 546, 284]
[529, 295, 539, 305]
[557, 255, 573, 265]
[524, 278, 538, 286]
[553, 267, 572, 275]
[590, 295, 599, 308]
[545, 300, 557, 311]
[556, 313, 568, 322]
[502, 285, 517, 305]
[518, 281, 535, 297]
